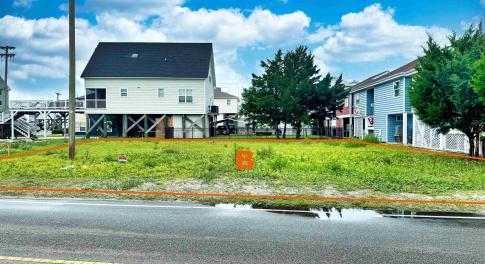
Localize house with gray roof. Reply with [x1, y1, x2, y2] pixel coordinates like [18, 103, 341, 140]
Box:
[349, 59, 469, 153]
[81, 42, 218, 138]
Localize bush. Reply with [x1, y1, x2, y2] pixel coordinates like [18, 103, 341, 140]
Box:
[143, 156, 159, 168]
[52, 127, 64, 134]
[256, 146, 274, 159]
[363, 135, 380, 143]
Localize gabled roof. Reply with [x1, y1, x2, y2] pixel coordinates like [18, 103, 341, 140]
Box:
[81, 42, 213, 78]
[214, 87, 239, 99]
[351, 59, 419, 93]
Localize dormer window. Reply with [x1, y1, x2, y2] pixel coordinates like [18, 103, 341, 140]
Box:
[131, 53, 139, 59]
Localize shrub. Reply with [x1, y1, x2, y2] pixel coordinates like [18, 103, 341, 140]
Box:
[164, 146, 180, 154]
[143, 157, 159, 168]
[256, 146, 274, 159]
[269, 155, 289, 171]
[363, 135, 380, 143]
[52, 127, 64, 134]
[103, 155, 117, 162]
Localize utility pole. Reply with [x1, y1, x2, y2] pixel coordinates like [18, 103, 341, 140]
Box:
[68, 0, 76, 159]
[0, 46, 15, 110]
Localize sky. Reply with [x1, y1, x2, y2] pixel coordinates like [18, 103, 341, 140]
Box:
[0, 0, 484, 99]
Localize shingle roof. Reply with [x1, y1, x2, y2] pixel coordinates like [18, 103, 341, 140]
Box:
[351, 59, 419, 92]
[214, 87, 239, 99]
[81, 42, 213, 78]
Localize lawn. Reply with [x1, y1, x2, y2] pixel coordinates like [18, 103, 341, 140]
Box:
[0, 139, 483, 201]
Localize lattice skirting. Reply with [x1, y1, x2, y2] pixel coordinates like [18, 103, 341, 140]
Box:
[413, 116, 469, 153]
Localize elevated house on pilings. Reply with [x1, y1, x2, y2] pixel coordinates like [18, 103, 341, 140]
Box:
[80, 42, 219, 138]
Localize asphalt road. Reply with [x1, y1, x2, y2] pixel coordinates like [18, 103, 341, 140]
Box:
[0, 199, 483, 264]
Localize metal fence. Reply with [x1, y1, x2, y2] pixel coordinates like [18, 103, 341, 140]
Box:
[135, 127, 348, 139]
[10, 100, 85, 110]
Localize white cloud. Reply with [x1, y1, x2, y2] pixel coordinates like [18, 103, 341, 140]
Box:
[1, 3, 454, 99]
[81, 0, 185, 20]
[481, 0, 485, 7]
[312, 4, 450, 67]
[157, 7, 309, 51]
[0, 5, 310, 98]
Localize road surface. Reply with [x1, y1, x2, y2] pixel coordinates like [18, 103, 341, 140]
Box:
[0, 198, 483, 263]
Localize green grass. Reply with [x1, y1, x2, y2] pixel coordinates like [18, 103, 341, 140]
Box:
[0, 139, 69, 157]
[0, 140, 483, 198]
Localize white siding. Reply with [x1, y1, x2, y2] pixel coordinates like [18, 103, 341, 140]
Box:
[84, 78, 208, 114]
[214, 98, 238, 115]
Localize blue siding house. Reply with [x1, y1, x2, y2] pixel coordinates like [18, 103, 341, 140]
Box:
[350, 60, 418, 144]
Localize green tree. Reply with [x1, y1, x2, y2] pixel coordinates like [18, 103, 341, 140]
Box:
[410, 24, 485, 156]
[307, 74, 349, 136]
[241, 45, 347, 139]
[282, 45, 320, 138]
[240, 50, 286, 138]
[471, 55, 485, 103]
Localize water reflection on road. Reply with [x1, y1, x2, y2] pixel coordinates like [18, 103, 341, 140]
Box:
[214, 203, 485, 221]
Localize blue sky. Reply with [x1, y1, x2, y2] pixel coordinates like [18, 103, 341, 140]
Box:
[0, 0, 484, 99]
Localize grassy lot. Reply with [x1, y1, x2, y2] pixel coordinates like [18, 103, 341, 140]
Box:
[0, 139, 483, 198]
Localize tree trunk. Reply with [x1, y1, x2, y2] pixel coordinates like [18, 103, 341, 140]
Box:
[275, 121, 280, 139]
[466, 133, 475, 157]
[295, 122, 302, 139]
[283, 122, 287, 139]
[481, 137, 485, 158]
[318, 118, 324, 137]
[474, 133, 480, 157]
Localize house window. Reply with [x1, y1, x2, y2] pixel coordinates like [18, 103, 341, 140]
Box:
[393, 81, 401, 97]
[86, 88, 106, 108]
[396, 115, 403, 121]
[120, 88, 128, 97]
[158, 88, 164, 97]
[355, 94, 360, 105]
[227, 99, 231, 106]
[179, 89, 193, 103]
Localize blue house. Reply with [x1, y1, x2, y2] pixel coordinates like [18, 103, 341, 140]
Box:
[349, 60, 418, 144]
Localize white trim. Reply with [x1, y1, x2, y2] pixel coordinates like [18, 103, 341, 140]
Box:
[351, 70, 416, 93]
[385, 114, 388, 142]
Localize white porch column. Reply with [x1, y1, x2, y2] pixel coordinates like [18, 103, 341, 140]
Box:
[43, 111, 47, 140]
[402, 113, 408, 145]
[10, 111, 14, 140]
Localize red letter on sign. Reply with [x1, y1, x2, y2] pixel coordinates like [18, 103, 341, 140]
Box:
[235, 150, 254, 170]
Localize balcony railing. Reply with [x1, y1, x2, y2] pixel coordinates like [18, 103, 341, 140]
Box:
[85, 99, 106, 109]
[9, 100, 84, 110]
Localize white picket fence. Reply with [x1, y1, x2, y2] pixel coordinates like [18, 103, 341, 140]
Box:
[413, 117, 469, 153]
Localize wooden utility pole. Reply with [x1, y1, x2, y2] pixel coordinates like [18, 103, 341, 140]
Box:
[68, 0, 76, 159]
[0, 45, 15, 111]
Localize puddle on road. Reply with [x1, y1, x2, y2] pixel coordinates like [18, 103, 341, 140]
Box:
[214, 203, 485, 221]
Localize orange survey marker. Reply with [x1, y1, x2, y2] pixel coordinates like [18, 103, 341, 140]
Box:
[235, 150, 254, 170]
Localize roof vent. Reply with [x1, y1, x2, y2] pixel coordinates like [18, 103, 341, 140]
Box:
[131, 53, 139, 59]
